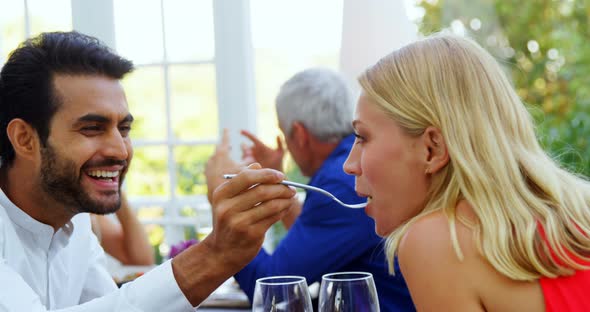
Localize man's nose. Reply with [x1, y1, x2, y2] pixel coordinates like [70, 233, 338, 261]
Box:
[103, 130, 129, 160]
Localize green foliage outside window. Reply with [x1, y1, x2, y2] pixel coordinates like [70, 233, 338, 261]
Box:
[418, 0, 589, 177]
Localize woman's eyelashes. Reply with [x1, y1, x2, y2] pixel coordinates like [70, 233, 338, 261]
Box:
[354, 132, 366, 144]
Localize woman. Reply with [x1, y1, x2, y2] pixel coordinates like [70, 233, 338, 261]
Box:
[343, 35, 590, 311]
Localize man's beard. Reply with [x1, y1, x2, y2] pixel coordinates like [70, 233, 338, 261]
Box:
[39, 143, 125, 215]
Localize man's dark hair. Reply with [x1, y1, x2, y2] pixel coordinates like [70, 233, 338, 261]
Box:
[0, 31, 134, 167]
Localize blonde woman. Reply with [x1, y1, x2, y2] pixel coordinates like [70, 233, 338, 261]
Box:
[343, 35, 590, 311]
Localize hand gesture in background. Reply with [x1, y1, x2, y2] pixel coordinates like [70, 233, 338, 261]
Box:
[205, 129, 243, 202]
[240, 129, 285, 172]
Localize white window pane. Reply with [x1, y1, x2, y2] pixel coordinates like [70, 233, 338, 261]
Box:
[163, 0, 214, 62]
[250, 0, 342, 143]
[28, 0, 72, 36]
[114, 0, 164, 64]
[169, 64, 218, 140]
[122, 66, 167, 140]
[174, 145, 215, 196]
[126, 146, 170, 196]
[0, 0, 25, 62]
[250, 0, 342, 60]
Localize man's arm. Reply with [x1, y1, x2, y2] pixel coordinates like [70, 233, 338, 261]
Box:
[0, 166, 294, 311]
[0, 256, 193, 311]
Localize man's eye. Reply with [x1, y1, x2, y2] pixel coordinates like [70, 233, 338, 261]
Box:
[119, 125, 132, 136]
[81, 126, 101, 132]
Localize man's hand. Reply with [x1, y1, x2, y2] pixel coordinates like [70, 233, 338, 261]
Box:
[205, 164, 295, 268]
[205, 129, 242, 202]
[240, 129, 285, 171]
[171, 164, 295, 306]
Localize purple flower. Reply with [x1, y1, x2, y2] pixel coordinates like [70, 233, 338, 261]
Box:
[168, 238, 199, 259]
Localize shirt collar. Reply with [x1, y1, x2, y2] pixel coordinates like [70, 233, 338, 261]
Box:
[328, 134, 356, 159]
[0, 187, 74, 251]
[308, 133, 355, 183]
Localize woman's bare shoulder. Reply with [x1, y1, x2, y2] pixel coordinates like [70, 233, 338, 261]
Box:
[398, 202, 478, 262]
[398, 202, 544, 311]
[397, 204, 484, 311]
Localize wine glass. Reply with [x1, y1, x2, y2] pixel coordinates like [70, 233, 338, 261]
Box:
[319, 272, 380, 312]
[252, 275, 313, 312]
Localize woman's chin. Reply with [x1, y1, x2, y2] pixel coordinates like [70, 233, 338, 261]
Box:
[375, 226, 391, 238]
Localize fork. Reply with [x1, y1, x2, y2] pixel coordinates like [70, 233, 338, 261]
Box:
[223, 174, 367, 209]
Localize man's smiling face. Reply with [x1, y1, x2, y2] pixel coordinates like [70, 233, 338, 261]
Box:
[38, 74, 134, 215]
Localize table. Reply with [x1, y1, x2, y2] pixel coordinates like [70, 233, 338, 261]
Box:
[111, 265, 251, 310]
[198, 278, 251, 310]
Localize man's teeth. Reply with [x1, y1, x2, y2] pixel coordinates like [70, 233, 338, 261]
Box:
[87, 170, 120, 178]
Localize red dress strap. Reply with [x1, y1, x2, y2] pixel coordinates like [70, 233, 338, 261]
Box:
[538, 223, 590, 311]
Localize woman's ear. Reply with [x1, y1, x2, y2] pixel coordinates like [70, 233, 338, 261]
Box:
[422, 126, 449, 174]
[6, 118, 40, 162]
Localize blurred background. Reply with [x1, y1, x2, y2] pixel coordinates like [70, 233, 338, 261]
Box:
[1, 0, 588, 264]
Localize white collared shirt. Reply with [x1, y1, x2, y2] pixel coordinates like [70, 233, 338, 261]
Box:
[0, 188, 195, 311]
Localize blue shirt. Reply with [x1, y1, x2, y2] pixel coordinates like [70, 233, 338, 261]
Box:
[234, 134, 415, 311]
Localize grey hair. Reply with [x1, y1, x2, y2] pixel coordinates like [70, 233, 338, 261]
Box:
[276, 68, 354, 142]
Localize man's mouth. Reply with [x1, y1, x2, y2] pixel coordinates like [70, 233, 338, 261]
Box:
[86, 170, 121, 183]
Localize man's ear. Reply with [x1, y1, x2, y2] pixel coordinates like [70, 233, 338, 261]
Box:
[291, 122, 309, 148]
[422, 126, 449, 174]
[6, 118, 40, 161]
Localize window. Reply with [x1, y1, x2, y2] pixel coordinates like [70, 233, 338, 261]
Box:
[1, 0, 257, 262]
[112, 0, 219, 260]
[249, 0, 343, 183]
[0, 0, 72, 62]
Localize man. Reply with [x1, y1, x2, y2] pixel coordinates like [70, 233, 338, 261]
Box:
[206, 68, 415, 311]
[0, 31, 295, 311]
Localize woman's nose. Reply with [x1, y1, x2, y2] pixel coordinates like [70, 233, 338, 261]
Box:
[343, 147, 360, 176]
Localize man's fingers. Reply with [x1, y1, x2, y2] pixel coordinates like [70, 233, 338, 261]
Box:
[255, 205, 291, 233]
[221, 128, 230, 145]
[222, 129, 231, 148]
[240, 143, 252, 160]
[231, 197, 293, 231]
[240, 129, 265, 146]
[275, 135, 284, 151]
[238, 183, 294, 212]
[240, 156, 256, 166]
[212, 166, 285, 200]
[250, 198, 293, 224]
[213, 129, 231, 155]
[217, 182, 295, 216]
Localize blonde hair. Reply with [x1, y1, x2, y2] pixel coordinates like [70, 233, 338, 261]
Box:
[359, 34, 590, 280]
